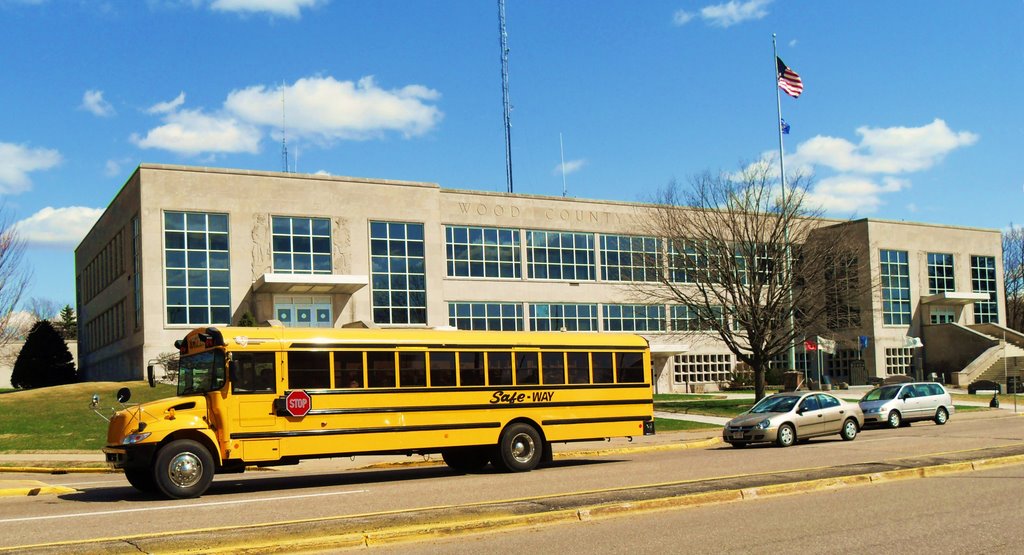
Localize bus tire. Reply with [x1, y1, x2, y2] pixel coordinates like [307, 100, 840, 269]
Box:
[495, 422, 542, 472]
[124, 468, 158, 493]
[154, 439, 215, 499]
[441, 447, 490, 473]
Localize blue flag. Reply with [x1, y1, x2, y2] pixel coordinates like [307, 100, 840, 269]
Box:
[780, 119, 791, 135]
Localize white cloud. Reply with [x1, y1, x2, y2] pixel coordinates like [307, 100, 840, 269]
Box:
[209, 0, 325, 18]
[805, 175, 908, 214]
[790, 119, 978, 175]
[104, 159, 121, 176]
[81, 89, 115, 117]
[14, 206, 104, 248]
[0, 142, 62, 194]
[224, 76, 442, 141]
[146, 91, 186, 114]
[553, 159, 586, 176]
[788, 39, 798, 48]
[132, 109, 261, 155]
[700, 0, 771, 28]
[672, 10, 695, 26]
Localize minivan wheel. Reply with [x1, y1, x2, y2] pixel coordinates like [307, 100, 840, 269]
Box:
[886, 410, 902, 429]
[776, 424, 796, 447]
[840, 418, 858, 441]
[934, 407, 949, 425]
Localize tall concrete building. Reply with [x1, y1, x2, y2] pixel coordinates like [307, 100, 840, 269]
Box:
[75, 164, 1018, 392]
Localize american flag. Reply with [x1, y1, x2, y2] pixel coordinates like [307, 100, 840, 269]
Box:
[776, 57, 803, 98]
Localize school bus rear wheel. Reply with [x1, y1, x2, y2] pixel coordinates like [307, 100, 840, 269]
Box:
[495, 423, 542, 472]
[154, 439, 215, 499]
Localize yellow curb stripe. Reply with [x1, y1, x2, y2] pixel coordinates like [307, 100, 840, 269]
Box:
[0, 485, 77, 497]
[0, 466, 112, 474]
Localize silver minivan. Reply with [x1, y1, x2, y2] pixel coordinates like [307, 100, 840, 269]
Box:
[859, 382, 954, 428]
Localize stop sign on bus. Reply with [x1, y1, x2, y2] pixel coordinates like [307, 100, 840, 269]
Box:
[285, 390, 311, 417]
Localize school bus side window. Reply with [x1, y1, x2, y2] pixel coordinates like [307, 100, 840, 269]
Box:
[542, 352, 566, 385]
[399, 352, 426, 387]
[488, 352, 513, 385]
[515, 352, 538, 385]
[459, 352, 485, 386]
[430, 352, 456, 387]
[592, 352, 614, 383]
[616, 352, 645, 383]
[367, 351, 397, 388]
[231, 352, 276, 394]
[334, 351, 363, 388]
[567, 352, 589, 384]
[288, 351, 330, 389]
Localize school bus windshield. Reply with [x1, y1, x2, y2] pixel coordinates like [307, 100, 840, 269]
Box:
[177, 349, 226, 396]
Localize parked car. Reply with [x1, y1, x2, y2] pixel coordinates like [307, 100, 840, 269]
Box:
[723, 391, 864, 448]
[859, 382, 954, 428]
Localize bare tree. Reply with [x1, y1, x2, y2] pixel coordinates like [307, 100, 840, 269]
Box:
[636, 161, 867, 400]
[0, 206, 30, 354]
[26, 297, 61, 321]
[1005, 225, 1024, 332]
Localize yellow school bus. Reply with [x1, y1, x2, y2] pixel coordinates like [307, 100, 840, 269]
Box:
[103, 325, 654, 498]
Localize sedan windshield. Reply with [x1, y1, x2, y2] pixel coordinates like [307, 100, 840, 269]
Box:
[177, 350, 226, 396]
[750, 395, 798, 414]
[861, 385, 901, 402]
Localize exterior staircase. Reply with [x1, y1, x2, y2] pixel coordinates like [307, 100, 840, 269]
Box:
[952, 324, 1024, 390]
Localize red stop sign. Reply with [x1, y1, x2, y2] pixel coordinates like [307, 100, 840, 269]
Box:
[285, 390, 311, 417]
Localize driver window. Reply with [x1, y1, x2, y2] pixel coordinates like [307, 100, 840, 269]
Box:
[231, 352, 277, 394]
[800, 396, 821, 412]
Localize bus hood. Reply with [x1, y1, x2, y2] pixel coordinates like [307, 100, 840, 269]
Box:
[106, 396, 209, 445]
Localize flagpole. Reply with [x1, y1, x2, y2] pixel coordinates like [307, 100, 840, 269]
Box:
[773, 33, 797, 372]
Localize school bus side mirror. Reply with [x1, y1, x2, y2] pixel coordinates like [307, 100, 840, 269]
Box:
[227, 360, 239, 383]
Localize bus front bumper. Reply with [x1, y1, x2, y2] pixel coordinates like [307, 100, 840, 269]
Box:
[102, 444, 158, 470]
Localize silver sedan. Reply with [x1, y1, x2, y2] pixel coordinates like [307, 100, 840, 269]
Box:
[723, 391, 864, 448]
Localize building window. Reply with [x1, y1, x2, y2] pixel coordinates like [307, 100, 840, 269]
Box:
[826, 255, 861, 330]
[445, 226, 521, 279]
[927, 253, 955, 294]
[526, 230, 595, 281]
[825, 349, 859, 381]
[271, 216, 331, 274]
[603, 304, 665, 332]
[769, 351, 810, 373]
[670, 305, 723, 331]
[448, 302, 523, 331]
[274, 295, 332, 328]
[885, 347, 916, 376]
[529, 303, 598, 331]
[600, 235, 660, 282]
[930, 307, 955, 324]
[163, 211, 230, 325]
[131, 216, 142, 329]
[971, 255, 999, 324]
[880, 249, 911, 326]
[672, 354, 733, 384]
[370, 221, 426, 325]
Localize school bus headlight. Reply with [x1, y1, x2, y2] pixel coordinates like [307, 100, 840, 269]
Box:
[122, 432, 151, 444]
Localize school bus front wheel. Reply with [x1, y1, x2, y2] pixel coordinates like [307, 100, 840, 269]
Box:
[154, 439, 215, 499]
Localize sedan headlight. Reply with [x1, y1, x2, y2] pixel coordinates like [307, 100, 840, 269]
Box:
[122, 432, 151, 444]
[755, 418, 772, 430]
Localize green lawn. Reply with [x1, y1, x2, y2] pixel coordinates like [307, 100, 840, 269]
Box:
[654, 399, 755, 419]
[0, 381, 177, 452]
[653, 417, 721, 432]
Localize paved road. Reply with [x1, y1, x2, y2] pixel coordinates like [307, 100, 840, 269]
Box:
[375, 463, 1024, 554]
[0, 411, 1021, 552]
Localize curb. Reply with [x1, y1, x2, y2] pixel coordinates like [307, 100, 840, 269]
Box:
[0, 480, 76, 498]
[8, 449, 1024, 553]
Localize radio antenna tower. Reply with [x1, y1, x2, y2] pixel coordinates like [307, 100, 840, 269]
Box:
[498, 0, 513, 193]
[281, 87, 290, 173]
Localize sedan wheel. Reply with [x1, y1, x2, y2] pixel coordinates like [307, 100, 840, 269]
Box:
[840, 418, 858, 441]
[887, 410, 902, 429]
[934, 407, 949, 425]
[776, 424, 795, 447]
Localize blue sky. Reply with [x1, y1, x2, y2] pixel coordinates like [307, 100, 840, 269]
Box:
[1, 0, 1021, 308]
